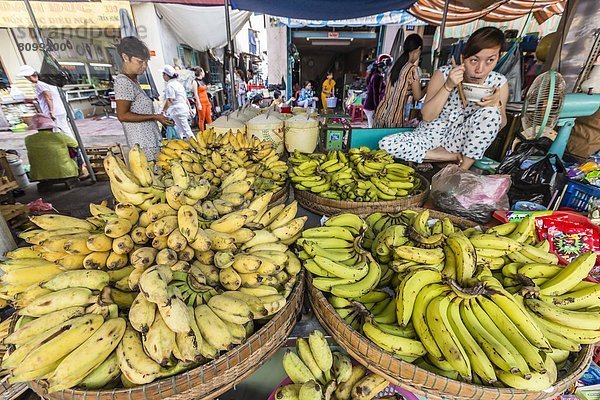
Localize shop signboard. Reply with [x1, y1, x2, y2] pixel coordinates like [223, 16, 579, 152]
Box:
[0, 0, 132, 29]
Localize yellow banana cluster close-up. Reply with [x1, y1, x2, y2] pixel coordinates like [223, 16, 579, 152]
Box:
[302, 211, 600, 391]
[156, 130, 287, 195]
[289, 148, 419, 202]
[0, 141, 306, 393]
[277, 329, 392, 400]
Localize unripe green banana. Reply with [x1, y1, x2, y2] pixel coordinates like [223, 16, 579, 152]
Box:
[308, 330, 333, 380]
[283, 349, 315, 384]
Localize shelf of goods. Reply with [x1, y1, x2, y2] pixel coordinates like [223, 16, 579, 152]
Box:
[0, 134, 304, 400]
[299, 210, 597, 400]
[289, 148, 429, 216]
[0, 101, 37, 131]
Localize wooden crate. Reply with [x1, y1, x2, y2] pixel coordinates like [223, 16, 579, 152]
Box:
[0, 153, 18, 195]
[0, 204, 29, 228]
[85, 144, 125, 181]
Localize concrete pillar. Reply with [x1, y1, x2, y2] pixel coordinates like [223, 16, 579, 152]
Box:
[266, 22, 287, 91]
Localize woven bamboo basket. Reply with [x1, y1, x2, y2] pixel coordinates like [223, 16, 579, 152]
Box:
[307, 276, 593, 400]
[293, 173, 430, 216]
[269, 183, 289, 207]
[25, 270, 304, 400]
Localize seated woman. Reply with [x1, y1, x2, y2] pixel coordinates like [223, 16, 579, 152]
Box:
[379, 27, 509, 170]
[25, 114, 80, 182]
[296, 81, 318, 109]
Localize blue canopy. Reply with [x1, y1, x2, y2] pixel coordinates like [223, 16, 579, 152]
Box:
[230, 0, 419, 20]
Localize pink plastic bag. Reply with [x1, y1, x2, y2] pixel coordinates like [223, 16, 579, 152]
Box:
[430, 165, 511, 223]
[27, 198, 54, 213]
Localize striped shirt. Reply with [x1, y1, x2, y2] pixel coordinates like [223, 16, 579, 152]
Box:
[373, 63, 416, 128]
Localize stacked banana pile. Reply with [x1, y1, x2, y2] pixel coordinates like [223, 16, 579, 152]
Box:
[1, 188, 305, 391]
[297, 214, 385, 299]
[299, 211, 600, 391]
[105, 144, 270, 222]
[277, 330, 395, 400]
[155, 131, 287, 195]
[288, 148, 418, 202]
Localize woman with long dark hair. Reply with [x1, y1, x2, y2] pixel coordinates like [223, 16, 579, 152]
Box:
[363, 60, 385, 128]
[373, 34, 424, 128]
[379, 27, 509, 170]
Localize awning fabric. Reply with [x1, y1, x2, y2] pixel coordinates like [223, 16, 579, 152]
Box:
[154, 4, 251, 51]
[229, 0, 419, 20]
[409, 0, 566, 26]
[274, 11, 426, 28]
[442, 13, 560, 39]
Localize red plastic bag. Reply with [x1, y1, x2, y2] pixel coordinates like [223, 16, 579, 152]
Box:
[535, 212, 600, 278]
[27, 198, 54, 213]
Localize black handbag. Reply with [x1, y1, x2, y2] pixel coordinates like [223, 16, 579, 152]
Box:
[38, 49, 74, 88]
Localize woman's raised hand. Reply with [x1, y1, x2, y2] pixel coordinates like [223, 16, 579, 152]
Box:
[446, 65, 465, 89]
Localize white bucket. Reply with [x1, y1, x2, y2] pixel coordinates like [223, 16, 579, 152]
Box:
[8, 158, 29, 189]
[326, 97, 338, 108]
[285, 115, 319, 153]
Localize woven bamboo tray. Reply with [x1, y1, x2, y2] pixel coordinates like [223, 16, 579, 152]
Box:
[269, 183, 289, 207]
[27, 270, 305, 400]
[293, 173, 430, 216]
[307, 275, 593, 400]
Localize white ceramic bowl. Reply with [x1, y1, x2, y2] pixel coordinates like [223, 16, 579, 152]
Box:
[461, 83, 495, 103]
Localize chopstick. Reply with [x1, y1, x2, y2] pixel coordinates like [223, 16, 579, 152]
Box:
[451, 58, 468, 108]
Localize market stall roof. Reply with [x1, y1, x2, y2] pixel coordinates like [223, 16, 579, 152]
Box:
[409, 0, 566, 25]
[154, 3, 251, 51]
[274, 11, 426, 28]
[231, 0, 419, 20]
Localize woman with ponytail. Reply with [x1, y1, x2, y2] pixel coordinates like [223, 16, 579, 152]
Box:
[373, 34, 424, 128]
[379, 27, 509, 170]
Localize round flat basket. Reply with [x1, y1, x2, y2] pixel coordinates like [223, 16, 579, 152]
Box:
[307, 275, 593, 400]
[269, 183, 289, 207]
[293, 173, 430, 217]
[27, 271, 305, 400]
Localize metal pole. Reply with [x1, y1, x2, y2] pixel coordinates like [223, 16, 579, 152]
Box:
[433, 0, 451, 71]
[224, 0, 238, 110]
[22, 0, 97, 182]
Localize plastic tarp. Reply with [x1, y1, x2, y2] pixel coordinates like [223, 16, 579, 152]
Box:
[274, 11, 426, 28]
[154, 4, 251, 51]
[229, 0, 419, 20]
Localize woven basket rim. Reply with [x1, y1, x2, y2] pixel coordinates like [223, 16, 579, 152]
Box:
[25, 270, 305, 400]
[307, 274, 593, 400]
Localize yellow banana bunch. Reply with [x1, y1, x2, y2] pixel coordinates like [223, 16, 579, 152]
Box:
[289, 149, 418, 202]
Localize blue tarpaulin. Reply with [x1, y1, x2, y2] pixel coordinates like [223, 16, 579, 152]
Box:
[230, 0, 419, 20]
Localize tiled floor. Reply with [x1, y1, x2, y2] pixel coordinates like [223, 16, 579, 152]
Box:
[0, 118, 127, 165]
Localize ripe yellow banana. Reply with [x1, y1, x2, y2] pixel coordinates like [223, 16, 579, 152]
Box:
[47, 317, 126, 392]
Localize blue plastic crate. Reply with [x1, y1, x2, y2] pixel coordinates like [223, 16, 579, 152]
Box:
[560, 180, 600, 212]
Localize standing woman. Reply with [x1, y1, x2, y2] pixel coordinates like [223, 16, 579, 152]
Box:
[114, 37, 172, 159]
[235, 70, 247, 106]
[161, 65, 193, 140]
[363, 62, 385, 128]
[379, 27, 509, 170]
[320, 71, 336, 112]
[192, 67, 212, 131]
[373, 34, 424, 128]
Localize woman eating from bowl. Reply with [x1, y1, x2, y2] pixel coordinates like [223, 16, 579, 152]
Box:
[379, 27, 509, 170]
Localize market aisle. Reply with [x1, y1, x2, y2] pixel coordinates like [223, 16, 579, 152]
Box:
[0, 118, 126, 165]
